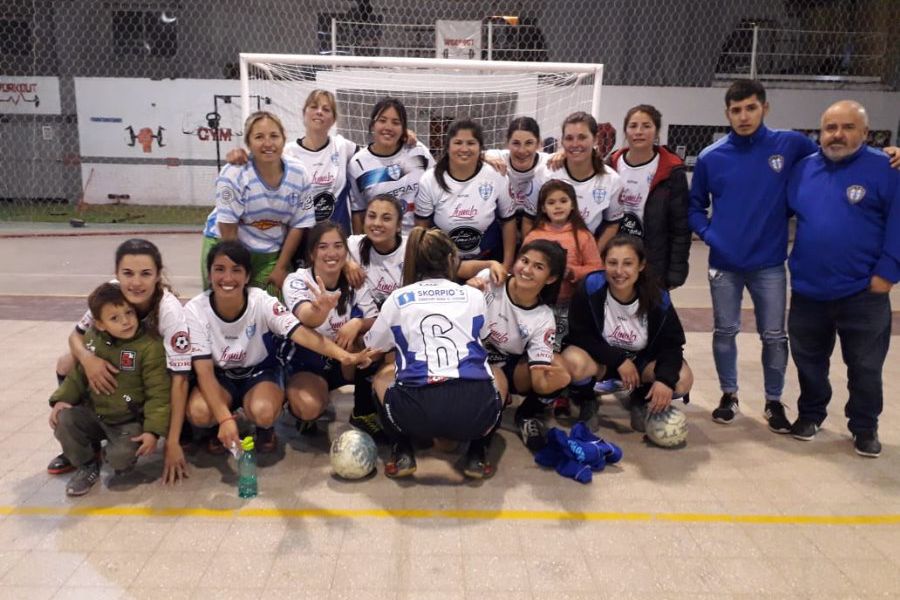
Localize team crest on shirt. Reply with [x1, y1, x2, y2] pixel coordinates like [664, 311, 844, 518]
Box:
[478, 182, 494, 201]
[273, 302, 289, 316]
[543, 328, 556, 348]
[518, 323, 530, 339]
[330, 152, 340, 166]
[387, 164, 402, 180]
[593, 188, 607, 203]
[120, 350, 136, 371]
[287, 192, 301, 207]
[846, 185, 866, 204]
[768, 154, 784, 173]
[171, 331, 190, 354]
[245, 323, 257, 339]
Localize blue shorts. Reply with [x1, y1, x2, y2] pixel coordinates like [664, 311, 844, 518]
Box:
[281, 343, 350, 391]
[212, 364, 282, 411]
[486, 345, 525, 395]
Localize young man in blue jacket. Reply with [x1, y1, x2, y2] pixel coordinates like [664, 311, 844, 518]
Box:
[786, 100, 898, 458]
[688, 80, 816, 432]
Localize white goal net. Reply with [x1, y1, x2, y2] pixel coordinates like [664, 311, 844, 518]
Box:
[240, 54, 603, 158]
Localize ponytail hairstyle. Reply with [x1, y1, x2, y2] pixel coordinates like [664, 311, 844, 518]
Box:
[369, 97, 409, 149]
[601, 235, 661, 317]
[206, 239, 253, 279]
[623, 104, 662, 135]
[402, 226, 458, 285]
[506, 116, 541, 142]
[306, 220, 353, 315]
[562, 111, 608, 175]
[243, 111, 286, 147]
[114, 238, 171, 336]
[517, 239, 567, 306]
[532, 180, 591, 262]
[359, 194, 403, 267]
[434, 119, 484, 192]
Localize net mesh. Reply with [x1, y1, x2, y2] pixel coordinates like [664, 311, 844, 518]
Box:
[1, 0, 897, 226]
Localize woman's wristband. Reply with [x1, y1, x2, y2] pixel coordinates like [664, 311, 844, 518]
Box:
[218, 415, 236, 426]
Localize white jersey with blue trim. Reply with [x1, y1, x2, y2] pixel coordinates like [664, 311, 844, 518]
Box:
[527, 163, 624, 235]
[485, 149, 548, 214]
[348, 142, 434, 234]
[203, 158, 315, 253]
[282, 267, 378, 341]
[415, 164, 515, 259]
[473, 269, 556, 365]
[284, 134, 356, 233]
[184, 287, 300, 370]
[347, 234, 406, 309]
[76, 287, 191, 373]
[364, 278, 492, 386]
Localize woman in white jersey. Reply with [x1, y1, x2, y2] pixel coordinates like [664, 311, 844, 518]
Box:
[415, 119, 517, 282]
[344, 194, 408, 438]
[484, 116, 548, 220]
[226, 90, 358, 240]
[348, 97, 434, 234]
[466, 239, 572, 452]
[562, 235, 693, 445]
[607, 104, 691, 289]
[365, 227, 502, 479]
[525, 112, 625, 253]
[49, 239, 193, 485]
[201, 111, 314, 293]
[185, 240, 369, 454]
[281, 222, 378, 435]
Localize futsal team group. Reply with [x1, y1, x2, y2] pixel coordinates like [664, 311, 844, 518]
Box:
[47, 78, 900, 496]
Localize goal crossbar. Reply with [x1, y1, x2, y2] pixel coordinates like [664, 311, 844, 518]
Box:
[239, 53, 603, 123]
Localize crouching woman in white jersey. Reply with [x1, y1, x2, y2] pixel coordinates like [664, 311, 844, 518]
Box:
[467, 239, 572, 452]
[185, 240, 370, 454]
[365, 227, 502, 479]
[281, 222, 378, 434]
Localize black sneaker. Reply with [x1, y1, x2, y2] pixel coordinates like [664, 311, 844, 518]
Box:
[630, 404, 648, 433]
[47, 453, 75, 475]
[765, 401, 792, 434]
[385, 443, 416, 478]
[296, 420, 319, 437]
[712, 393, 739, 424]
[66, 461, 100, 497]
[463, 444, 495, 480]
[790, 418, 819, 441]
[349, 411, 388, 444]
[852, 431, 881, 458]
[576, 397, 599, 426]
[516, 416, 546, 452]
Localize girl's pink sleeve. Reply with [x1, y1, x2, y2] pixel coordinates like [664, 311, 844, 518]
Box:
[567, 230, 604, 282]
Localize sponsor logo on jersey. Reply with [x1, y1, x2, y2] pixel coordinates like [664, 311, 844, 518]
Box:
[310, 170, 336, 186]
[414, 287, 467, 302]
[251, 219, 282, 231]
[171, 331, 190, 354]
[219, 345, 247, 364]
[245, 323, 257, 339]
[543, 328, 556, 348]
[846, 185, 866, 204]
[387, 164, 402, 180]
[768, 154, 784, 173]
[620, 212, 644, 238]
[488, 323, 509, 346]
[120, 350, 136, 371]
[448, 226, 482, 252]
[478, 182, 494, 201]
[450, 205, 478, 220]
[273, 302, 289, 316]
[313, 191, 336, 222]
[396, 291, 416, 306]
[609, 324, 638, 345]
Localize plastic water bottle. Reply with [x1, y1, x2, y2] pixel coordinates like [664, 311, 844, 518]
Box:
[237, 436, 257, 499]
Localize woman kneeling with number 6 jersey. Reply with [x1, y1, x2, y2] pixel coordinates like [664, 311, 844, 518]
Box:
[365, 227, 502, 479]
[562, 235, 694, 447]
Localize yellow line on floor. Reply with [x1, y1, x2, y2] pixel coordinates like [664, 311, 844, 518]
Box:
[1, 504, 898, 526]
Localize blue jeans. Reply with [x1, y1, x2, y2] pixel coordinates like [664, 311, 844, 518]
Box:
[709, 264, 788, 401]
[788, 289, 891, 434]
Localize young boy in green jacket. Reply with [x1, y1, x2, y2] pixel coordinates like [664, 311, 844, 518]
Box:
[49, 283, 171, 496]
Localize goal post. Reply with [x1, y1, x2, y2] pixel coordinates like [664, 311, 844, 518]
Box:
[239, 53, 603, 155]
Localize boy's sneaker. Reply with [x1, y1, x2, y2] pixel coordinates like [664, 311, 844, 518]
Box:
[349, 411, 388, 444]
[463, 445, 495, 480]
[630, 404, 648, 433]
[790, 418, 819, 441]
[66, 461, 100, 497]
[712, 393, 739, 424]
[385, 443, 416, 479]
[852, 432, 881, 458]
[765, 401, 792, 434]
[516, 416, 546, 452]
[47, 453, 76, 475]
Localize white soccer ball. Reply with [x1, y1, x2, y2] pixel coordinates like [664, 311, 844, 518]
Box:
[645, 406, 688, 448]
[330, 430, 377, 479]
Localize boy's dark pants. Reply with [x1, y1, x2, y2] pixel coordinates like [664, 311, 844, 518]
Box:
[54, 406, 142, 470]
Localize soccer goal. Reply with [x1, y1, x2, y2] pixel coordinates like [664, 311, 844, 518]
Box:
[239, 54, 603, 156]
